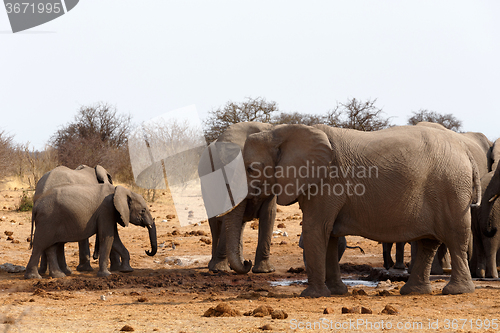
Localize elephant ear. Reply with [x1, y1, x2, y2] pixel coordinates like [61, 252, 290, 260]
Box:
[95, 165, 113, 184]
[113, 186, 130, 227]
[271, 125, 333, 205]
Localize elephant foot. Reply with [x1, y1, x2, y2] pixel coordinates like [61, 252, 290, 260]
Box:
[300, 284, 332, 298]
[252, 259, 275, 273]
[62, 266, 72, 276]
[77, 262, 94, 272]
[24, 270, 42, 279]
[326, 281, 348, 295]
[442, 279, 475, 295]
[486, 269, 499, 279]
[400, 282, 432, 295]
[97, 270, 111, 277]
[119, 264, 134, 273]
[393, 262, 406, 270]
[208, 258, 231, 272]
[49, 270, 67, 279]
[38, 267, 47, 275]
[384, 259, 394, 270]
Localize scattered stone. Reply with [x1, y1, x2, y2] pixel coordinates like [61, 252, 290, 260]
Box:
[237, 292, 262, 300]
[199, 237, 211, 245]
[376, 279, 392, 289]
[279, 241, 287, 245]
[276, 208, 283, 213]
[172, 230, 180, 236]
[26, 237, 32, 243]
[352, 289, 367, 296]
[250, 221, 259, 230]
[259, 324, 273, 331]
[203, 302, 241, 317]
[282, 231, 288, 237]
[271, 310, 288, 319]
[377, 290, 391, 296]
[324, 307, 334, 314]
[100, 295, 106, 301]
[250, 305, 274, 317]
[6, 236, 14, 241]
[277, 223, 286, 228]
[4, 231, 13, 236]
[166, 214, 176, 219]
[287, 267, 305, 273]
[11, 240, 20, 244]
[342, 306, 361, 314]
[361, 307, 372, 314]
[18, 222, 23, 225]
[120, 325, 135, 331]
[130, 291, 140, 296]
[0, 263, 26, 273]
[137, 297, 148, 303]
[381, 305, 399, 315]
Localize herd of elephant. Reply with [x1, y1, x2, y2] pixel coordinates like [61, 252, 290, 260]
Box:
[24, 121, 500, 299]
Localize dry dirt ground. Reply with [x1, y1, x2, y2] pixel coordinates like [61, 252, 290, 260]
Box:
[1, 180, 500, 332]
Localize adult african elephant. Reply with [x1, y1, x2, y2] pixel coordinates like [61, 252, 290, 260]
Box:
[34, 165, 129, 273]
[477, 152, 500, 278]
[242, 124, 481, 297]
[26, 184, 157, 279]
[203, 122, 277, 273]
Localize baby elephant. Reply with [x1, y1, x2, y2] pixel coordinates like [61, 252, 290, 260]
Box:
[25, 184, 157, 279]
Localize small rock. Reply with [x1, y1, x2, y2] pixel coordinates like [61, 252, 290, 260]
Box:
[259, 324, 273, 331]
[277, 223, 286, 228]
[276, 208, 283, 213]
[26, 237, 32, 243]
[250, 221, 259, 230]
[361, 307, 372, 314]
[137, 297, 148, 303]
[11, 240, 20, 244]
[283, 231, 288, 237]
[251, 305, 274, 317]
[120, 325, 135, 332]
[6, 236, 14, 241]
[287, 267, 304, 274]
[100, 295, 106, 301]
[377, 279, 392, 288]
[162, 219, 168, 223]
[352, 289, 367, 296]
[203, 302, 241, 317]
[279, 241, 287, 245]
[377, 290, 391, 296]
[323, 307, 334, 314]
[271, 310, 288, 319]
[381, 305, 399, 315]
[200, 237, 211, 245]
[4, 231, 13, 236]
[342, 306, 361, 314]
[130, 291, 140, 296]
[166, 214, 176, 219]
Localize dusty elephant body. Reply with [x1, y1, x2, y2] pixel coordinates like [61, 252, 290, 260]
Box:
[202, 122, 277, 274]
[25, 184, 157, 279]
[243, 124, 481, 297]
[478, 161, 500, 277]
[34, 165, 128, 273]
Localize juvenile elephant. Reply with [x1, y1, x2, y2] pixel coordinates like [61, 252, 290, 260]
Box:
[25, 184, 157, 279]
[201, 122, 277, 273]
[478, 162, 500, 277]
[242, 124, 481, 297]
[34, 165, 127, 273]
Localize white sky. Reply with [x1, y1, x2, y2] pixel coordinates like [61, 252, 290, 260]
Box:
[1, 1, 499, 150]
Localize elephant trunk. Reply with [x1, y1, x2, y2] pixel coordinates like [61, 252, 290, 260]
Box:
[481, 170, 500, 238]
[145, 220, 157, 256]
[225, 200, 252, 274]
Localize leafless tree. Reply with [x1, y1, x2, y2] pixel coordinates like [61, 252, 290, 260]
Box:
[407, 109, 462, 132]
[326, 98, 392, 131]
[272, 112, 326, 126]
[204, 97, 279, 142]
[0, 130, 15, 180]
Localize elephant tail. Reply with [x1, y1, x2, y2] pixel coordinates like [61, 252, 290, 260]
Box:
[29, 210, 35, 250]
[468, 149, 482, 208]
[346, 245, 365, 254]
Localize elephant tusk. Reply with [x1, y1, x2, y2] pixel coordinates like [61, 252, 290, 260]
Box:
[489, 194, 499, 203]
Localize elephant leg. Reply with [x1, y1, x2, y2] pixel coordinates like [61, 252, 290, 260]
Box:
[484, 237, 499, 278]
[300, 219, 334, 298]
[38, 251, 48, 275]
[56, 243, 72, 275]
[109, 249, 123, 271]
[325, 235, 347, 295]
[394, 242, 406, 269]
[77, 239, 93, 272]
[382, 243, 394, 269]
[25, 244, 44, 279]
[253, 196, 277, 273]
[96, 224, 114, 277]
[430, 250, 444, 275]
[442, 233, 475, 295]
[208, 217, 230, 272]
[111, 230, 132, 273]
[46, 244, 66, 278]
[400, 238, 440, 295]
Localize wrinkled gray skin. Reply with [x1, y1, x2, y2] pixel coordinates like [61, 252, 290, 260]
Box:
[25, 184, 157, 279]
[204, 122, 277, 274]
[243, 124, 481, 297]
[478, 157, 500, 278]
[34, 165, 127, 274]
[382, 242, 406, 270]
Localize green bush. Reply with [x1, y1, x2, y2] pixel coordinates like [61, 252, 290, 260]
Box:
[18, 191, 33, 212]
